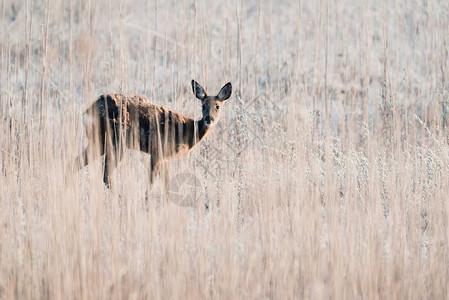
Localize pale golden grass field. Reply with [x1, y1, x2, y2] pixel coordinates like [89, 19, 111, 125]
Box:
[1, 0, 449, 299]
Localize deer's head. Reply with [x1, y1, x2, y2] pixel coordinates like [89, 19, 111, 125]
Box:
[192, 80, 232, 127]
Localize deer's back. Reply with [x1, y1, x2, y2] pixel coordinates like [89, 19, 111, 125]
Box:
[84, 94, 192, 154]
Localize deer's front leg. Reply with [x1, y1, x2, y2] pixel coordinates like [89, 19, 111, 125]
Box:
[148, 157, 160, 191]
[145, 157, 160, 207]
[146, 159, 170, 202]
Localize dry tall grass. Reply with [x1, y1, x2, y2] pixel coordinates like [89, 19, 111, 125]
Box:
[1, 0, 448, 299]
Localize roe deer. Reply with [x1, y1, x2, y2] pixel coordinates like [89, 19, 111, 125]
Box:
[68, 80, 232, 191]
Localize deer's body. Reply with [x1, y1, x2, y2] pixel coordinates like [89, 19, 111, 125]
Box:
[85, 94, 211, 157]
[69, 80, 232, 191]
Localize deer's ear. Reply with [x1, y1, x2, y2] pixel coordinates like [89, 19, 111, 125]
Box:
[217, 82, 232, 101]
[192, 80, 206, 100]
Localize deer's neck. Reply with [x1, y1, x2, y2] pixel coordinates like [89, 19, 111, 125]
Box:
[186, 119, 213, 150]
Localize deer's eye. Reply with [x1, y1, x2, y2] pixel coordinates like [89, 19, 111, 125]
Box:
[216, 105, 220, 110]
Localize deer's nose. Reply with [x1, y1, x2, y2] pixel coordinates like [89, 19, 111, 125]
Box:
[205, 116, 213, 125]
